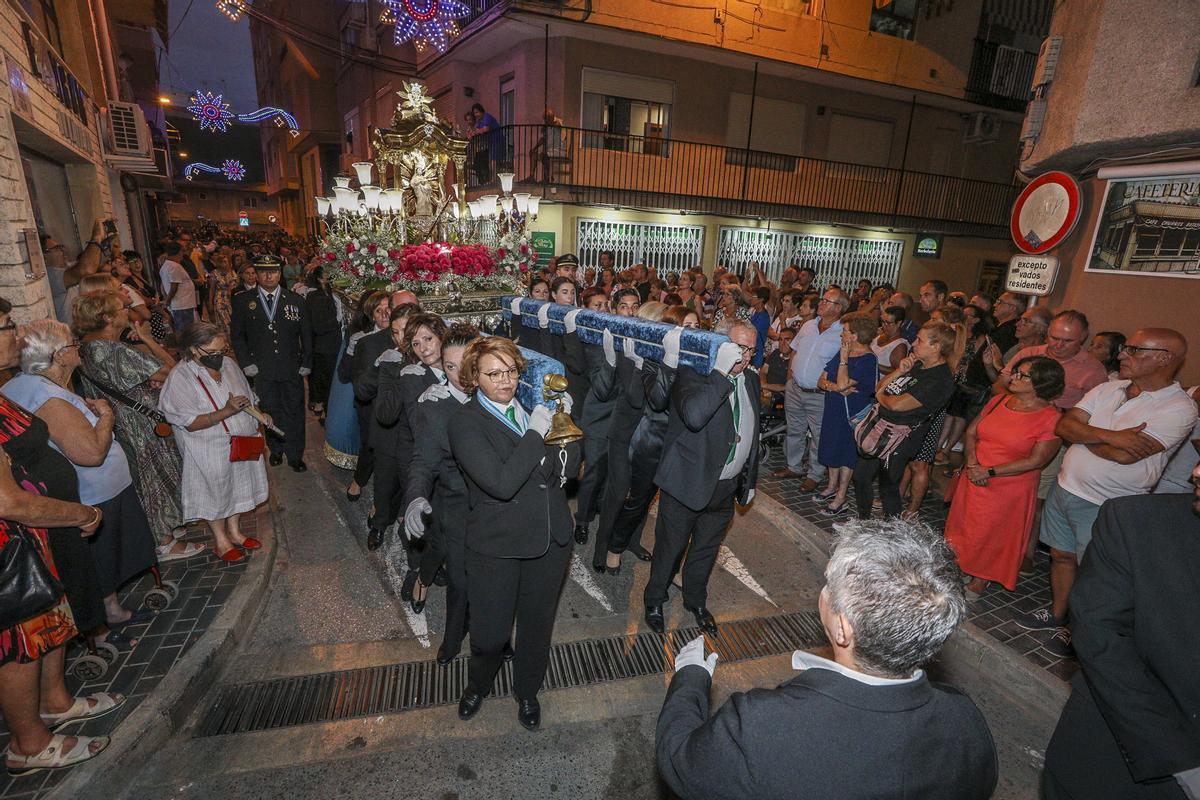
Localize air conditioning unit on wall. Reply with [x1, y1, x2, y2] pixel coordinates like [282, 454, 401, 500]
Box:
[963, 112, 1001, 143]
[104, 101, 155, 170]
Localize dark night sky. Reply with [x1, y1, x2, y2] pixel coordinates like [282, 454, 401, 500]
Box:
[161, 1, 258, 115]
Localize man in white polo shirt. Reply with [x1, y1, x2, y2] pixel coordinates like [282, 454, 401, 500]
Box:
[775, 287, 847, 492]
[1017, 328, 1196, 657]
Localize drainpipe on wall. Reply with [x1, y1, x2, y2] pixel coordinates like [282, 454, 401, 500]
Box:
[88, 0, 121, 104]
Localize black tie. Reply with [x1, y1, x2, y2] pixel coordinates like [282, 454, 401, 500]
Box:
[264, 293, 275, 316]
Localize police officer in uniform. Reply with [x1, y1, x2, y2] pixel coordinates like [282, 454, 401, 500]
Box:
[230, 254, 311, 471]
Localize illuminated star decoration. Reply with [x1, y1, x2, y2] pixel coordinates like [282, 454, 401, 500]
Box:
[187, 90, 235, 133]
[221, 159, 246, 181]
[382, 0, 470, 52]
[214, 0, 246, 21]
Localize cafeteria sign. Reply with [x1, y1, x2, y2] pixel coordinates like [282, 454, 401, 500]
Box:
[531, 231, 555, 265]
[914, 232, 943, 259]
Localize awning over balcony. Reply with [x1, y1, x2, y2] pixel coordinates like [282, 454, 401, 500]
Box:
[107, 0, 170, 47]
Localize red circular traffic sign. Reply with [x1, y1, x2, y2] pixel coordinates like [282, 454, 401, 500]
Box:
[1010, 170, 1082, 254]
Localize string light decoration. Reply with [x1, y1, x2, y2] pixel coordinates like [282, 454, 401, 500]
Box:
[187, 90, 235, 133]
[381, 0, 470, 52]
[215, 0, 246, 21]
[221, 159, 247, 181]
[236, 106, 301, 138]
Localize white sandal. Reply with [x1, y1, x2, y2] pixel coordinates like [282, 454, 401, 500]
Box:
[40, 692, 126, 731]
[156, 541, 205, 563]
[5, 733, 109, 776]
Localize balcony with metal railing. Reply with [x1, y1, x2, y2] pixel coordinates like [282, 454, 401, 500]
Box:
[965, 38, 1038, 113]
[465, 124, 1016, 238]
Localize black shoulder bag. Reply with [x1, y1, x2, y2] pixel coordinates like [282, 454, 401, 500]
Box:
[78, 371, 173, 438]
[0, 526, 65, 629]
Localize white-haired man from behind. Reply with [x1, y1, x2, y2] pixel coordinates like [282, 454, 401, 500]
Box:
[655, 518, 998, 800]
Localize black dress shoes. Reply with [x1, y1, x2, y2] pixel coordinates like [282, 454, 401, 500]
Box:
[629, 544, 653, 562]
[573, 524, 588, 545]
[517, 698, 541, 730]
[400, 569, 418, 601]
[269, 452, 283, 467]
[644, 605, 665, 634]
[501, 641, 515, 662]
[436, 645, 459, 666]
[432, 565, 449, 587]
[290, 459, 308, 473]
[458, 688, 483, 721]
[685, 605, 718, 636]
[345, 487, 361, 503]
[366, 527, 384, 551]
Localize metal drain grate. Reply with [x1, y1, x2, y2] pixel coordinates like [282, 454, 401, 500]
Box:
[196, 611, 826, 737]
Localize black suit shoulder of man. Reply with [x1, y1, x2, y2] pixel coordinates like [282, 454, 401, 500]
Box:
[1044, 493, 1200, 800]
[656, 665, 998, 800]
[655, 365, 760, 511]
[448, 398, 581, 559]
[350, 328, 394, 405]
[229, 287, 311, 380]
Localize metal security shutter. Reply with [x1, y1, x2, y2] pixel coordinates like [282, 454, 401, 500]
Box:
[576, 218, 704, 273]
[717, 227, 904, 289]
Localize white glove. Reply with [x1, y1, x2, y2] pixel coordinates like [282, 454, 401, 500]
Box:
[558, 392, 573, 417]
[714, 342, 741, 375]
[743, 489, 755, 505]
[564, 308, 581, 334]
[243, 364, 258, 377]
[537, 304, 551, 329]
[623, 336, 644, 370]
[602, 328, 616, 368]
[418, 383, 452, 403]
[404, 497, 431, 538]
[662, 326, 683, 369]
[528, 404, 554, 437]
[509, 297, 522, 316]
[299, 367, 311, 377]
[375, 349, 405, 366]
[399, 364, 426, 377]
[674, 635, 718, 676]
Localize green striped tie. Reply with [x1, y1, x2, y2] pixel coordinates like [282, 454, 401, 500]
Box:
[726, 377, 740, 465]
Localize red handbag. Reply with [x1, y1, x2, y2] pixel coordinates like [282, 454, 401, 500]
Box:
[196, 374, 265, 462]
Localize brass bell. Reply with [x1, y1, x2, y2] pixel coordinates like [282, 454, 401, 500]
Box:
[542, 373, 584, 445]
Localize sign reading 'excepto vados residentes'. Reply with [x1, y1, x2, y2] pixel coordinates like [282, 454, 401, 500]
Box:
[1006, 255, 1059, 296]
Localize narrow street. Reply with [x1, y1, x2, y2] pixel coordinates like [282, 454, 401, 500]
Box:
[112, 417, 1056, 800]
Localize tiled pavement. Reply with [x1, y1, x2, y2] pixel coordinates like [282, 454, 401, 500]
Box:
[0, 519, 254, 800]
[757, 446, 1079, 684]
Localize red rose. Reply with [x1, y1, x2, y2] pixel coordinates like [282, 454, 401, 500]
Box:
[324, 252, 336, 262]
[345, 242, 356, 253]
[387, 249, 400, 260]
[374, 261, 385, 273]
[519, 244, 529, 254]
[497, 248, 507, 258]
[367, 243, 378, 254]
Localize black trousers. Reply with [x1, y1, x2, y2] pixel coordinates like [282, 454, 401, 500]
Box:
[257, 375, 305, 462]
[420, 518, 468, 658]
[310, 351, 336, 408]
[593, 435, 632, 566]
[465, 539, 571, 701]
[370, 453, 422, 568]
[574, 433, 608, 529]
[352, 402, 375, 486]
[643, 479, 737, 609]
[607, 447, 658, 555]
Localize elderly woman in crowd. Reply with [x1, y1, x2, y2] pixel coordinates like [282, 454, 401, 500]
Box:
[206, 251, 239, 334]
[0, 314, 118, 775]
[816, 313, 878, 517]
[945, 356, 1063, 598]
[450, 336, 579, 730]
[159, 323, 268, 562]
[2, 320, 181, 649]
[75, 291, 188, 552]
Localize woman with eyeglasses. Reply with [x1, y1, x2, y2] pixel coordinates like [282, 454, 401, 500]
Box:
[74, 290, 188, 557]
[449, 337, 579, 731]
[872, 305, 910, 374]
[158, 323, 269, 562]
[2, 320, 182, 656]
[945, 356, 1064, 599]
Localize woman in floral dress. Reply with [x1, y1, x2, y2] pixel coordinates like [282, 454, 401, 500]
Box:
[207, 252, 239, 334]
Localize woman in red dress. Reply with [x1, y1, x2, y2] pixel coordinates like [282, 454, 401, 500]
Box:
[945, 356, 1064, 596]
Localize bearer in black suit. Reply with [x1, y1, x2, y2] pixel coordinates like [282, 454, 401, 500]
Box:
[230, 255, 310, 471]
[449, 337, 580, 731]
[655, 518, 997, 800]
[1044, 482, 1200, 800]
[644, 320, 761, 635]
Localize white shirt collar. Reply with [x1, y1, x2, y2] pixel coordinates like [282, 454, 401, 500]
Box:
[448, 383, 470, 404]
[791, 650, 923, 686]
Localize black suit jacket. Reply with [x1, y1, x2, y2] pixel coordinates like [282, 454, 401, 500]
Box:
[230, 288, 310, 379]
[350, 328, 393, 405]
[655, 366, 761, 511]
[302, 290, 343, 356]
[371, 363, 437, 456]
[546, 331, 589, 419]
[606, 353, 647, 443]
[1046, 494, 1200, 792]
[579, 343, 618, 437]
[448, 398, 581, 559]
[656, 665, 997, 800]
[404, 392, 470, 543]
